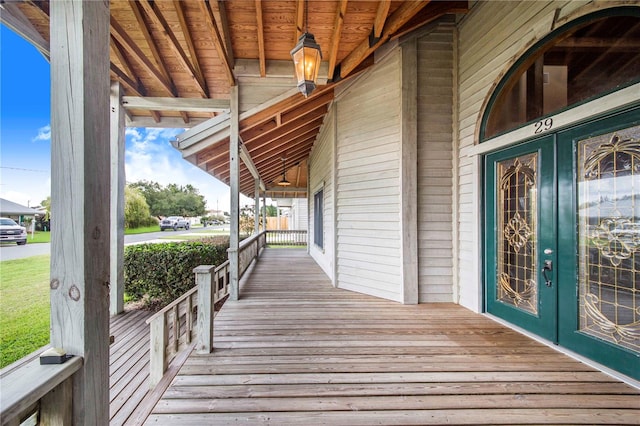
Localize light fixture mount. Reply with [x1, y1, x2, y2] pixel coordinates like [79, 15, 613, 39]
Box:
[290, 1, 322, 97]
[278, 157, 291, 186]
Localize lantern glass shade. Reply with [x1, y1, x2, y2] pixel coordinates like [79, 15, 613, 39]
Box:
[291, 32, 322, 97]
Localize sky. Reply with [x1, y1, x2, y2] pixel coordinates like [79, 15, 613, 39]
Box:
[1, 24, 250, 214]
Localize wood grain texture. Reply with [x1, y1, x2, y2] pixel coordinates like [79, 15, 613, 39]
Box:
[147, 249, 639, 425]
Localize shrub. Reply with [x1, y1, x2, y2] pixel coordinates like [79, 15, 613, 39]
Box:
[124, 236, 229, 308]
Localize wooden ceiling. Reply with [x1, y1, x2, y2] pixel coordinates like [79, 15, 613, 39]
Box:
[4, 0, 468, 197]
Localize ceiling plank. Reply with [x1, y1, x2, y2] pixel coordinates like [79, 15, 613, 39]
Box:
[255, 0, 266, 78]
[199, 0, 236, 86]
[328, 0, 348, 81]
[138, 0, 209, 98]
[110, 17, 176, 97]
[337, 0, 430, 79]
[174, 1, 207, 89]
[242, 105, 327, 145]
[110, 36, 137, 82]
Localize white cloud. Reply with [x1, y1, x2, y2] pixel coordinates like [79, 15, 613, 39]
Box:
[32, 124, 51, 142]
[124, 127, 235, 212]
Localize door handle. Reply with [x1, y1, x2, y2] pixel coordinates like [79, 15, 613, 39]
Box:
[542, 260, 553, 287]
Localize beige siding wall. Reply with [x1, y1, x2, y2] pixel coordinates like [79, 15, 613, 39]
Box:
[416, 21, 456, 303]
[308, 108, 336, 281]
[455, 1, 630, 311]
[335, 51, 403, 302]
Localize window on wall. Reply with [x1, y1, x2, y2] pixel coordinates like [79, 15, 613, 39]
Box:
[314, 188, 324, 249]
[483, 10, 640, 140]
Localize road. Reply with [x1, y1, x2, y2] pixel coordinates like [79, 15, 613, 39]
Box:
[0, 226, 227, 261]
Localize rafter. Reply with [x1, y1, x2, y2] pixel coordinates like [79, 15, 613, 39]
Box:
[373, 0, 392, 40]
[173, 1, 206, 86]
[255, 0, 266, 78]
[328, 0, 348, 81]
[199, 0, 236, 86]
[211, 0, 235, 70]
[110, 17, 176, 97]
[138, 0, 209, 98]
[337, 0, 430, 80]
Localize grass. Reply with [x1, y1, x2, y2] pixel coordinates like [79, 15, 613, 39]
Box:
[159, 229, 229, 240]
[0, 255, 51, 368]
[125, 225, 161, 235]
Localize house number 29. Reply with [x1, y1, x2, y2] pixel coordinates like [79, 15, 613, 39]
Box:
[534, 118, 553, 134]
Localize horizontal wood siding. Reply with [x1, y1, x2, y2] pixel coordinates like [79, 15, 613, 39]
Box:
[335, 52, 403, 302]
[416, 21, 455, 303]
[308, 108, 335, 280]
[455, 1, 591, 311]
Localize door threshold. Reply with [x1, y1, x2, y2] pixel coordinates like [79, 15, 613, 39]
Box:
[484, 313, 640, 390]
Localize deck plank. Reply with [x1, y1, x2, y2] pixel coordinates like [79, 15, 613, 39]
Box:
[147, 248, 640, 425]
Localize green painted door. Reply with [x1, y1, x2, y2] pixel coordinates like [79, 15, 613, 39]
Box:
[556, 108, 640, 380]
[485, 107, 640, 380]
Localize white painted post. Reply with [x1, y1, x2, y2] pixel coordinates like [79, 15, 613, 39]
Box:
[110, 81, 126, 315]
[49, 1, 110, 423]
[195, 265, 215, 354]
[229, 86, 240, 301]
[262, 194, 267, 232]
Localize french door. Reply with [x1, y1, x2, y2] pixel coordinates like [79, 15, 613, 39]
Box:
[485, 107, 640, 380]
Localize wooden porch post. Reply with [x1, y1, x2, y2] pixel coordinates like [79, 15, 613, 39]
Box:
[49, 1, 110, 423]
[254, 178, 260, 234]
[229, 85, 240, 301]
[262, 194, 267, 232]
[400, 39, 419, 304]
[110, 81, 126, 315]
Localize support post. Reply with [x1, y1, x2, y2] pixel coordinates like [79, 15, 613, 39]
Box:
[49, 1, 110, 423]
[195, 265, 215, 354]
[110, 81, 126, 315]
[148, 315, 167, 388]
[254, 178, 260, 234]
[229, 85, 240, 301]
[262, 194, 267, 232]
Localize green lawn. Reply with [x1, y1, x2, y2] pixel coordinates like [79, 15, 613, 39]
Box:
[0, 255, 51, 368]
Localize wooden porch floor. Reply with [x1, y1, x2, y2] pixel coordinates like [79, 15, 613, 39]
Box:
[146, 248, 640, 425]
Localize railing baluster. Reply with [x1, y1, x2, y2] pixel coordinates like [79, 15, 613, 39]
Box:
[171, 305, 179, 353]
[185, 295, 192, 344]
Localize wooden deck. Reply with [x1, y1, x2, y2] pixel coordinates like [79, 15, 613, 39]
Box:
[146, 248, 640, 425]
[109, 309, 159, 425]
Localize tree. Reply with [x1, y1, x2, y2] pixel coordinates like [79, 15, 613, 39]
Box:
[262, 205, 277, 217]
[125, 185, 152, 228]
[130, 180, 206, 217]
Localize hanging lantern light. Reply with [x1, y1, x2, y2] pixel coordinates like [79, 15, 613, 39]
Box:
[290, 1, 322, 97]
[278, 157, 291, 186]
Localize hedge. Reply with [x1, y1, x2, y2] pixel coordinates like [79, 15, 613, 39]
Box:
[124, 236, 229, 308]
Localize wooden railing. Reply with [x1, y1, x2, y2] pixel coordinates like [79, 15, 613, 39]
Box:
[266, 229, 307, 246]
[146, 286, 199, 388]
[146, 231, 267, 387]
[0, 352, 82, 425]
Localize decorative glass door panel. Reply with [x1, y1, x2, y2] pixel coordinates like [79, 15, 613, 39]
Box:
[576, 125, 640, 354]
[497, 154, 538, 314]
[485, 135, 557, 341]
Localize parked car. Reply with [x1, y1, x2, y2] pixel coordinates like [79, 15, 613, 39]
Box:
[160, 216, 190, 231]
[0, 217, 27, 245]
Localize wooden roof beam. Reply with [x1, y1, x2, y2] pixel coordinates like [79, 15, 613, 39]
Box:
[199, 0, 236, 86]
[174, 1, 207, 87]
[336, 0, 430, 80]
[110, 17, 176, 97]
[0, 1, 50, 60]
[122, 97, 230, 112]
[242, 106, 327, 146]
[255, 0, 266, 78]
[327, 0, 348, 81]
[210, 0, 235, 70]
[373, 0, 391, 40]
[138, 0, 209, 98]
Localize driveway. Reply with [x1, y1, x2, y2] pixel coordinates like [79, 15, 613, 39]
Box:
[0, 226, 228, 261]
